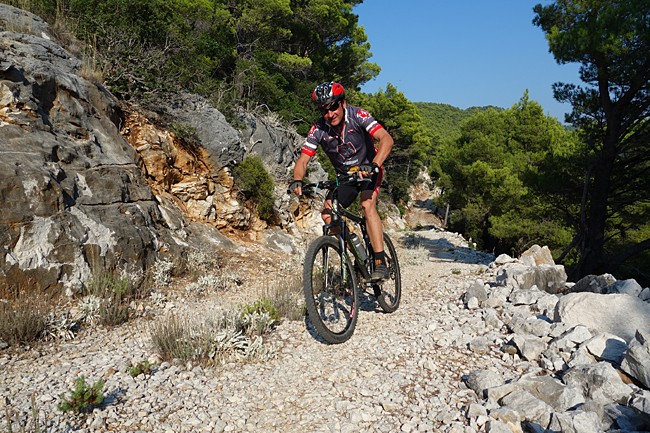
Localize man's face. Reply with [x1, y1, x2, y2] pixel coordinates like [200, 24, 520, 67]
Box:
[321, 100, 345, 126]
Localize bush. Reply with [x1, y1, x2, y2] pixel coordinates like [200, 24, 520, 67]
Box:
[58, 375, 105, 413]
[83, 271, 138, 326]
[149, 309, 275, 366]
[232, 155, 277, 222]
[263, 275, 305, 322]
[0, 290, 49, 346]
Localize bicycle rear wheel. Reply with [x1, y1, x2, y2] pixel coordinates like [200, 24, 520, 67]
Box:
[375, 233, 401, 313]
[303, 236, 359, 344]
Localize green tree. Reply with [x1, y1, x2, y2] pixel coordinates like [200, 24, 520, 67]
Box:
[36, 0, 378, 126]
[534, 0, 650, 279]
[352, 83, 436, 208]
[434, 94, 577, 255]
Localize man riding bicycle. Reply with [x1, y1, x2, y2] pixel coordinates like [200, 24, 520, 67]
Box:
[290, 81, 394, 281]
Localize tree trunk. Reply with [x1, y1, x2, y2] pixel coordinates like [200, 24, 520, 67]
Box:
[575, 133, 617, 278]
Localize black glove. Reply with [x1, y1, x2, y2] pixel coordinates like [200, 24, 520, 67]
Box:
[288, 180, 303, 194]
[358, 162, 379, 174]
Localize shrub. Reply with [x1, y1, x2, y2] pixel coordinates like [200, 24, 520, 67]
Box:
[149, 310, 274, 366]
[0, 290, 49, 346]
[239, 297, 280, 323]
[232, 155, 276, 222]
[84, 271, 135, 326]
[57, 376, 105, 413]
[262, 276, 305, 322]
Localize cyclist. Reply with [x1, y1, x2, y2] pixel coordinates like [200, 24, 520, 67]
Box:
[290, 81, 394, 281]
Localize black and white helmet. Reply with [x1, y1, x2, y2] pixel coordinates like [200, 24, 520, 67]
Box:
[312, 81, 345, 106]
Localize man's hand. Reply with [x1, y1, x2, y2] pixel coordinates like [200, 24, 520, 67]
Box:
[289, 180, 303, 196]
[358, 162, 379, 177]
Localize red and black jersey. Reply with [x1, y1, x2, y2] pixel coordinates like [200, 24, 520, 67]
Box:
[301, 105, 384, 175]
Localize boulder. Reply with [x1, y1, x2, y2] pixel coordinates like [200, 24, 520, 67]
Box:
[548, 410, 602, 433]
[519, 245, 555, 267]
[562, 362, 633, 406]
[554, 292, 650, 343]
[569, 273, 616, 294]
[496, 263, 567, 294]
[621, 330, 650, 388]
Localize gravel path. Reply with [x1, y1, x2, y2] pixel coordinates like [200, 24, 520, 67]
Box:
[1, 229, 515, 433]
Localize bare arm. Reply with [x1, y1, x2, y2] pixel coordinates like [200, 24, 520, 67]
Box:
[291, 152, 311, 195]
[372, 127, 394, 167]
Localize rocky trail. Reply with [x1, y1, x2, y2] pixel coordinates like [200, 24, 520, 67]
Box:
[0, 228, 505, 432]
[3, 226, 649, 433]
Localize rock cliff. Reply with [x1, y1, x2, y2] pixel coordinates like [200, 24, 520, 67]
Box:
[0, 4, 304, 293]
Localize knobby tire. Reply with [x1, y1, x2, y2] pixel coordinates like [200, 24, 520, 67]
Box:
[303, 236, 359, 344]
[375, 233, 401, 313]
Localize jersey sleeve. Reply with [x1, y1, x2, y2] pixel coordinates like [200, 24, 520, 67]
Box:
[301, 124, 319, 157]
[353, 108, 384, 137]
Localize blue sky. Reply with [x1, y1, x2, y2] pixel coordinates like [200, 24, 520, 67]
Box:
[353, 1, 582, 122]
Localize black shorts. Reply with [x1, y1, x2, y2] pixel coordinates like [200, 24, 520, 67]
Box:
[327, 171, 381, 209]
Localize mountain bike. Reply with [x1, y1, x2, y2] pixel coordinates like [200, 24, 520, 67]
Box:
[298, 173, 401, 344]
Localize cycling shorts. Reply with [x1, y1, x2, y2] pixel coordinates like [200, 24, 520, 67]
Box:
[327, 172, 381, 209]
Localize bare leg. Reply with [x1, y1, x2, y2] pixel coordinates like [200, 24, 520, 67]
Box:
[360, 189, 384, 253]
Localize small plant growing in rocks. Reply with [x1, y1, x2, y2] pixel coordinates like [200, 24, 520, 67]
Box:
[84, 272, 134, 326]
[150, 308, 276, 366]
[127, 360, 156, 377]
[185, 249, 219, 277]
[262, 276, 305, 322]
[57, 376, 105, 414]
[149, 291, 167, 307]
[240, 298, 280, 322]
[43, 312, 78, 341]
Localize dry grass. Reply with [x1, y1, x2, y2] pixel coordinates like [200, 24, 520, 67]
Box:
[263, 274, 305, 322]
[0, 288, 51, 346]
[149, 308, 275, 366]
[82, 270, 149, 327]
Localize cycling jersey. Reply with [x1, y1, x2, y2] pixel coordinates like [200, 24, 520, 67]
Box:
[301, 105, 384, 175]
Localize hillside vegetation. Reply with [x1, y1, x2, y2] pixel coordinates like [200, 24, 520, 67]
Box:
[415, 102, 500, 142]
[5, 0, 648, 285]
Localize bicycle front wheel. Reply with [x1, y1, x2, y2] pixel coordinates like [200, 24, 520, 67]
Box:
[375, 233, 401, 313]
[303, 236, 359, 344]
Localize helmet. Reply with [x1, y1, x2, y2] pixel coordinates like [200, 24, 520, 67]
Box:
[312, 82, 345, 106]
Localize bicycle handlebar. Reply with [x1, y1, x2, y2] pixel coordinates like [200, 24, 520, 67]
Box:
[302, 174, 371, 193]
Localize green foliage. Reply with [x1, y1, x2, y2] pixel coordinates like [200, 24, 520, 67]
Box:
[433, 92, 579, 257]
[128, 360, 156, 377]
[534, 0, 650, 280]
[57, 376, 105, 414]
[239, 297, 280, 323]
[32, 0, 378, 124]
[415, 102, 500, 143]
[232, 155, 276, 222]
[352, 84, 436, 205]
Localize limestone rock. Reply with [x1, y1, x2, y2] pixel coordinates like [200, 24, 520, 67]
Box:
[554, 292, 650, 343]
[621, 330, 650, 388]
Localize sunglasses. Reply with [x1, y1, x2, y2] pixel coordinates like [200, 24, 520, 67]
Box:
[319, 100, 341, 115]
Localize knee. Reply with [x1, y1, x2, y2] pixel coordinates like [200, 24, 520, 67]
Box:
[360, 200, 376, 217]
[321, 209, 332, 224]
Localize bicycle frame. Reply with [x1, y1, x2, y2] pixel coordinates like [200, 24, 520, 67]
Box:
[322, 182, 375, 283]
